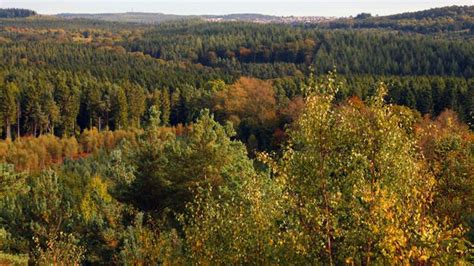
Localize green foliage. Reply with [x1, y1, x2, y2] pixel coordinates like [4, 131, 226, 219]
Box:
[181, 173, 284, 264]
[329, 5, 474, 36]
[0, 14, 472, 139]
[34, 232, 85, 265]
[54, 74, 80, 136]
[0, 8, 36, 18]
[0, 171, 85, 263]
[0, 166, 28, 264]
[125, 109, 252, 214]
[0, 81, 19, 140]
[263, 75, 470, 264]
[0, 8, 472, 264]
[124, 81, 146, 129]
[174, 74, 472, 264]
[0, 164, 25, 197]
[416, 110, 474, 242]
[119, 213, 183, 265]
[146, 105, 161, 130]
[0, 78, 471, 263]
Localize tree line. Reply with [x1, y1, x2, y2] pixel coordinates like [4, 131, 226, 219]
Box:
[123, 21, 473, 77]
[327, 5, 474, 36]
[1, 71, 472, 149]
[0, 8, 36, 18]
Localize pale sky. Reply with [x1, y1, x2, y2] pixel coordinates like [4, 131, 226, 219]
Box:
[1, 0, 472, 17]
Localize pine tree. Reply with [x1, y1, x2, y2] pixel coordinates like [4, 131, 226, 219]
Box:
[0, 82, 19, 140]
[54, 75, 80, 136]
[124, 81, 146, 129]
[113, 86, 129, 130]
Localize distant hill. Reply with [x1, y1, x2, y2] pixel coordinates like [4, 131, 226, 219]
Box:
[0, 8, 36, 18]
[10, 5, 474, 35]
[327, 5, 474, 36]
[57, 12, 283, 24]
[386, 5, 473, 20]
[58, 12, 190, 24]
[55, 5, 473, 31]
[57, 12, 332, 24]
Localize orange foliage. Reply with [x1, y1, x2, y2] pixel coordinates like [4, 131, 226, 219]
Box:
[415, 110, 474, 225]
[0, 129, 139, 172]
[347, 96, 365, 109]
[272, 127, 287, 148]
[239, 47, 252, 57]
[416, 109, 473, 157]
[279, 96, 305, 123]
[79, 128, 139, 154]
[0, 135, 78, 172]
[212, 77, 277, 128]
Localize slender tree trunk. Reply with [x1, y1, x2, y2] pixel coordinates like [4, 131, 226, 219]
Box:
[324, 192, 334, 266]
[17, 103, 20, 141]
[5, 119, 11, 140]
[319, 127, 333, 266]
[105, 111, 109, 130]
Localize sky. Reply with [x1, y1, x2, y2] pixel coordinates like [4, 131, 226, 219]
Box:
[1, 0, 472, 17]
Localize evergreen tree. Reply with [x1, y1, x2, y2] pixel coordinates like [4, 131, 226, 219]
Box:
[54, 75, 80, 136]
[112, 86, 129, 130]
[124, 81, 146, 129]
[0, 82, 19, 140]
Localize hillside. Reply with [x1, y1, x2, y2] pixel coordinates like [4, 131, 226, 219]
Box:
[0, 4, 473, 265]
[58, 12, 189, 24]
[54, 5, 474, 36]
[326, 5, 474, 36]
[387, 5, 474, 20]
[52, 5, 474, 35]
[57, 12, 332, 24]
[0, 8, 36, 18]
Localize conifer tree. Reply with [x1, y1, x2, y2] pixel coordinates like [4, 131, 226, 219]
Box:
[113, 86, 129, 130]
[0, 82, 19, 140]
[54, 75, 80, 136]
[149, 89, 171, 126]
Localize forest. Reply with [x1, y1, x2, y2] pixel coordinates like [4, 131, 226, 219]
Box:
[326, 5, 474, 36]
[0, 6, 473, 265]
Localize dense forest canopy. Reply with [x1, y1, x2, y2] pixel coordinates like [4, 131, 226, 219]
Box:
[0, 5, 473, 264]
[326, 5, 474, 36]
[0, 8, 36, 18]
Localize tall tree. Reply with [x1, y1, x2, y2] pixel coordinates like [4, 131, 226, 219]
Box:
[112, 85, 129, 130]
[160, 89, 171, 126]
[54, 75, 80, 136]
[124, 81, 146, 129]
[265, 75, 468, 264]
[0, 82, 19, 140]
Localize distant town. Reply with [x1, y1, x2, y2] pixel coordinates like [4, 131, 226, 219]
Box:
[58, 12, 337, 24]
[203, 15, 336, 24]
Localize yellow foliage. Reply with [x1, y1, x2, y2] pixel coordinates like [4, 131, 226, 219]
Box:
[0, 129, 138, 172]
[80, 175, 112, 223]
